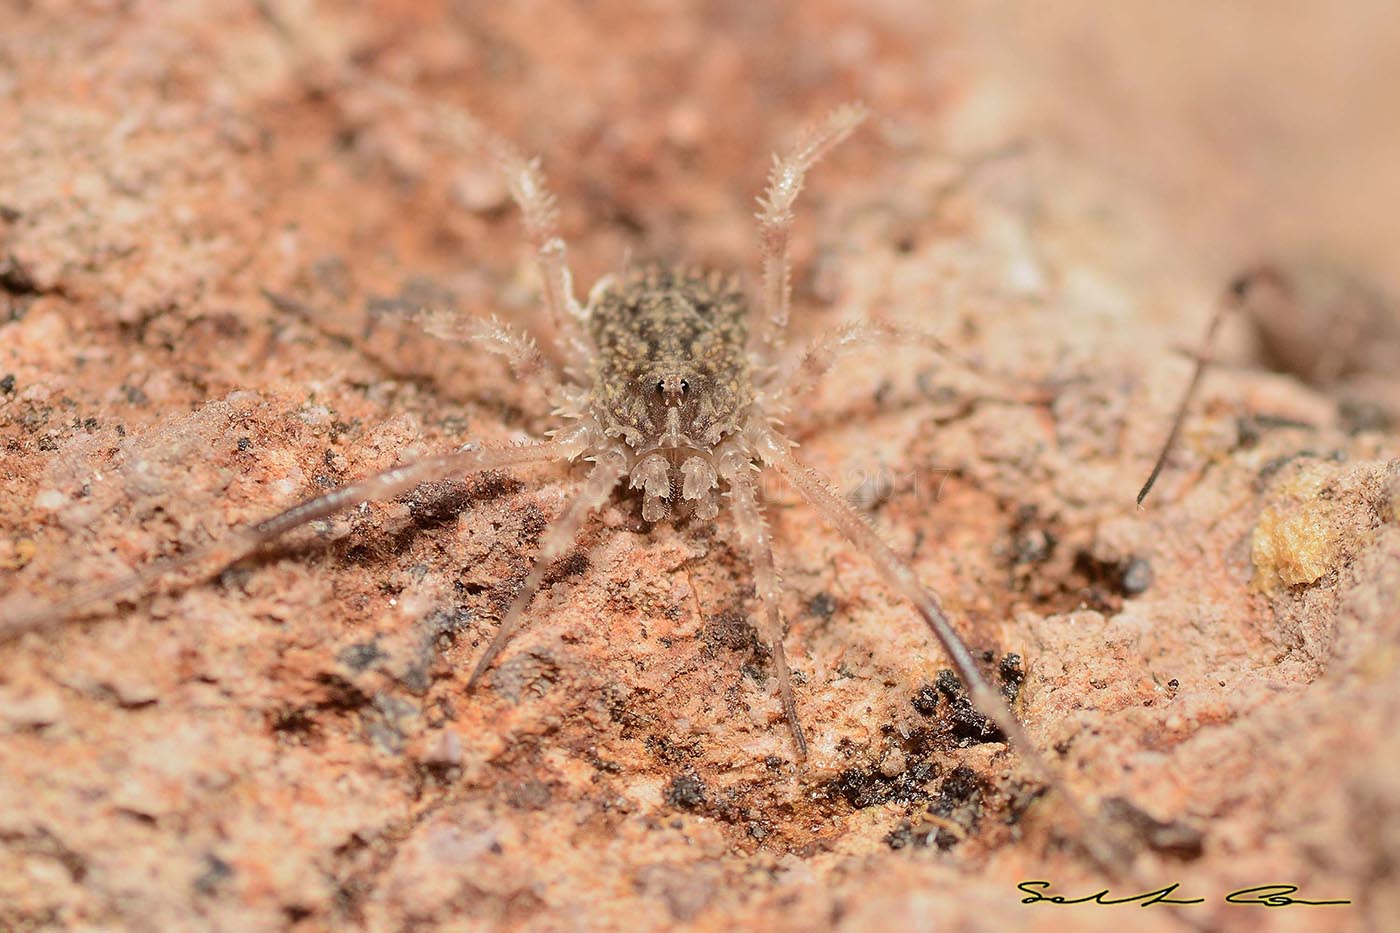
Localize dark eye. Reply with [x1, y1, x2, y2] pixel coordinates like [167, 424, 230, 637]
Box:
[656, 380, 666, 393]
[680, 379, 690, 394]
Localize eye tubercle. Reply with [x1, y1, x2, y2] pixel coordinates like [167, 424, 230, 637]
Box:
[654, 374, 691, 406]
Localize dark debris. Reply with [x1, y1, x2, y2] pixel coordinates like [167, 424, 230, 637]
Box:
[665, 773, 707, 811]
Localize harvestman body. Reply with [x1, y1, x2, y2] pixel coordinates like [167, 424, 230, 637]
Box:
[2, 95, 1061, 786]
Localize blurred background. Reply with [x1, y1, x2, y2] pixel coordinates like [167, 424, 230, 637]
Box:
[975, 0, 1400, 292]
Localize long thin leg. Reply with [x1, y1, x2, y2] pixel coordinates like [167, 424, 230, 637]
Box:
[467, 449, 628, 686]
[1136, 290, 1239, 506]
[753, 425, 1035, 756]
[261, 288, 442, 392]
[752, 103, 869, 361]
[255, 4, 591, 371]
[359, 77, 592, 373]
[717, 448, 806, 757]
[750, 422, 1133, 874]
[0, 440, 573, 644]
[763, 320, 960, 412]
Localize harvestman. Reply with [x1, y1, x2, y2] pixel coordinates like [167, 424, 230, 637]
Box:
[0, 92, 1115, 861]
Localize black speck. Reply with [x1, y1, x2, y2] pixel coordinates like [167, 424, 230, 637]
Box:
[998, 653, 1025, 701]
[934, 669, 961, 697]
[665, 773, 707, 810]
[406, 479, 474, 528]
[826, 757, 939, 810]
[193, 853, 234, 896]
[936, 669, 1004, 744]
[338, 640, 386, 672]
[912, 684, 939, 716]
[885, 821, 915, 849]
[590, 755, 623, 774]
[237, 436, 252, 452]
[928, 764, 984, 850]
[546, 549, 590, 584]
[0, 254, 37, 295]
[884, 764, 984, 851]
[939, 763, 979, 804]
[1228, 272, 1253, 301]
[1167, 678, 1180, 691]
[1235, 415, 1262, 449]
[807, 591, 836, 620]
[269, 707, 320, 742]
[1012, 528, 1055, 566]
[398, 665, 431, 696]
[703, 609, 757, 653]
[0, 374, 14, 395]
[1255, 451, 1313, 489]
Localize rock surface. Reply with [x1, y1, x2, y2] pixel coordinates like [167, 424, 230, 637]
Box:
[2, 2, 1399, 931]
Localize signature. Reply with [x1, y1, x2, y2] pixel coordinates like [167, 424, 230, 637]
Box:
[1224, 885, 1352, 907]
[1018, 881, 1351, 907]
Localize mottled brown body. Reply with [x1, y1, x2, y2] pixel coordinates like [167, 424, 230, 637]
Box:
[589, 268, 753, 454]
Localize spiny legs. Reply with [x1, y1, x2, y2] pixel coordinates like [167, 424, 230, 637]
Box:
[752, 103, 869, 361]
[467, 450, 628, 686]
[749, 420, 1134, 875]
[258, 5, 591, 371]
[417, 310, 559, 384]
[358, 78, 592, 372]
[0, 440, 572, 644]
[750, 423, 1036, 757]
[717, 448, 807, 757]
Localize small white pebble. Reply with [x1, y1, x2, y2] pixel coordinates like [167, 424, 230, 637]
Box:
[423, 730, 463, 767]
[33, 489, 67, 510]
[879, 747, 907, 778]
[299, 404, 332, 426]
[0, 685, 64, 729]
